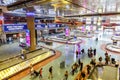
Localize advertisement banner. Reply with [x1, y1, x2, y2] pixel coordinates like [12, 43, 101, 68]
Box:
[3, 24, 27, 32]
[26, 30, 30, 46]
[3, 23, 63, 32]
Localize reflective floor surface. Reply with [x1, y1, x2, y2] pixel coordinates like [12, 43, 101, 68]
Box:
[21, 31, 120, 80]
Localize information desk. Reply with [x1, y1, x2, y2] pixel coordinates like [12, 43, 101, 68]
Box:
[0, 51, 54, 80]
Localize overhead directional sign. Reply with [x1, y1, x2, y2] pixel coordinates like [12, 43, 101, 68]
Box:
[3, 24, 27, 32]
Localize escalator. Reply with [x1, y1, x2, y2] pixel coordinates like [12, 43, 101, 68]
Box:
[88, 66, 118, 80]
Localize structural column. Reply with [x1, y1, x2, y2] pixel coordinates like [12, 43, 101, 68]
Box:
[27, 14, 36, 51]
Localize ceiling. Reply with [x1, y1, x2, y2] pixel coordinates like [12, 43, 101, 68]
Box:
[1, 0, 120, 18]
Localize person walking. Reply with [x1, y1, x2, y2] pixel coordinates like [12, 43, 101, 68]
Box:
[64, 70, 68, 80]
[39, 68, 43, 79]
[48, 66, 53, 79]
[90, 47, 92, 54]
[78, 58, 81, 66]
[87, 65, 91, 74]
[105, 51, 108, 57]
[71, 64, 75, 75]
[81, 49, 85, 54]
[105, 56, 109, 64]
[80, 71, 86, 80]
[88, 49, 90, 57]
[76, 50, 78, 57]
[80, 62, 83, 71]
[93, 48, 96, 56]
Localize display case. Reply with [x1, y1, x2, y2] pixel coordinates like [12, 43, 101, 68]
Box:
[0, 51, 54, 80]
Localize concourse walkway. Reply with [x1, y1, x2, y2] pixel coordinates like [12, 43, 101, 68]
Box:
[0, 31, 119, 80]
[21, 31, 120, 80]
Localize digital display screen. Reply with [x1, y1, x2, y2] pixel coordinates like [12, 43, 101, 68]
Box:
[26, 30, 30, 46]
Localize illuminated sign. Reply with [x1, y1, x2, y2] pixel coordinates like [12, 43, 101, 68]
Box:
[48, 23, 62, 28]
[48, 23, 56, 28]
[3, 24, 27, 32]
[56, 24, 62, 27]
[26, 30, 30, 46]
[3, 23, 63, 32]
[26, 12, 35, 16]
[35, 24, 45, 29]
[35, 24, 62, 29]
[65, 27, 70, 36]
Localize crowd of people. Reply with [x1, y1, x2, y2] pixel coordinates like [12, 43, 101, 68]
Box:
[29, 48, 118, 80]
[29, 58, 84, 80]
[75, 47, 96, 58]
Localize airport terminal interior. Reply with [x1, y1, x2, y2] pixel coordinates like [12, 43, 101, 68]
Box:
[0, 0, 120, 80]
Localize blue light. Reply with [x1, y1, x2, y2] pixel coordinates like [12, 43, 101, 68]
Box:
[26, 12, 35, 16]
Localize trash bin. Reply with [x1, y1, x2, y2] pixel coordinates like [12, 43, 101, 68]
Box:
[60, 61, 65, 68]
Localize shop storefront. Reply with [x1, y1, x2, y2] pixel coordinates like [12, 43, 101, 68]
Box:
[3, 24, 28, 44]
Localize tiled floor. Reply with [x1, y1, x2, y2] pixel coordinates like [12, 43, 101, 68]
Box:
[0, 42, 22, 61]
[0, 31, 120, 80]
[8, 51, 61, 80]
[21, 31, 120, 80]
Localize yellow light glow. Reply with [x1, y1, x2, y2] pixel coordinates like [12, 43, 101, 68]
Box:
[51, 0, 70, 8]
[61, 0, 69, 4]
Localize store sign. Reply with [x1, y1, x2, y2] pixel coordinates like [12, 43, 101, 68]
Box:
[35, 24, 45, 29]
[3, 23, 63, 32]
[56, 24, 62, 27]
[48, 23, 62, 28]
[48, 23, 57, 28]
[26, 12, 35, 16]
[26, 30, 30, 46]
[3, 24, 27, 32]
